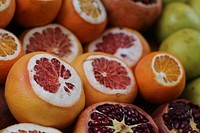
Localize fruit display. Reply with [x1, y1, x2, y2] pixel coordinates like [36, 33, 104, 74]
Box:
[1, 0, 200, 132]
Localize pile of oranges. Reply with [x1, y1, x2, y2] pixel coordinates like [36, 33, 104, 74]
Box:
[0, 0, 189, 132]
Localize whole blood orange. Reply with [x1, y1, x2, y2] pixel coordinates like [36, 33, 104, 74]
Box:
[13, 0, 62, 28]
[56, 0, 107, 43]
[135, 52, 186, 104]
[19, 23, 83, 63]
[0, 28, 24, 84]
[85, 27, 151, 71]
[5, 52, 85, 129]
[72, 52, 138, 107]
[0, 0, 15, 28]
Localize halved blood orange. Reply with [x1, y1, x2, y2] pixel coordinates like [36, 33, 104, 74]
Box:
[0, 123, 62, 133]
[72, 52, 138, 107]
[19, 23, 83, 63]
[0, 28, 24, 84]
[134, 51, 186, 104]
[5, 52, 85, 129]
[13, 0, 62, 28]
[85, 27, 151, 71]
[0, 0, 15, 28]
[56, 0, 107, 43]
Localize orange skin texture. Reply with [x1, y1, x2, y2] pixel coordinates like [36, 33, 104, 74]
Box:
[71, 52, 138, 107]
[13, 0, 62, 28]
[0, 0, 16, 28]
[101, 0, 162, 31]
[85, 27, 151, 71]
[56, 0, 107, 44]
[74, 101, 159, 133]
[134, 51, 186, 104]
[0, 44, 24, 84]
[5, 52, 85, 129]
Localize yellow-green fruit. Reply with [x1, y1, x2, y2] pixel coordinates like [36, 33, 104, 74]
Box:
[181, 76, 200, 106]
[159, 28, 200, 80]
[187, 0, 200, 18]
[163, 0, 187, 5]
[156, 2, 200, 42]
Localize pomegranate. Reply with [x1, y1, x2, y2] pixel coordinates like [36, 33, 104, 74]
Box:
[74, 102, 159, 133]
[101, 0, 162, 31]
[152, 99, 200, 133]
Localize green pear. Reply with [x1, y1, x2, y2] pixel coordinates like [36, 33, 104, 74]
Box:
[187, 0, 200, 17]
[159, 28, 200, 80]
[181, 76, 200, 106]
[156, 2, 200, 42]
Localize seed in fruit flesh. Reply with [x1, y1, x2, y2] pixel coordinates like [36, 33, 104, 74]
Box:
[74, 102, 159, 133]
[152, 99, 200, 133]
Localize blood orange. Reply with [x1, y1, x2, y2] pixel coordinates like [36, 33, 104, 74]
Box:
[0, 28, 24, 84]
[13, 0, 62, 28]
[19, 23, 83, 63]
[0, 0, 15, 28]
[56, 0, 107, 43]
[72, 52, 138, 107]
[5, 52, 85, 129]
[85, 27, 151, 71]
[135, 51, 186, 104]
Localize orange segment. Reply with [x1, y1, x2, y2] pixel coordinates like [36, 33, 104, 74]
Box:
[0, 33, 17, 57]
[0, 29, 24, 84]
[134, 51, 186, 104]
[152, 54, 182, 85]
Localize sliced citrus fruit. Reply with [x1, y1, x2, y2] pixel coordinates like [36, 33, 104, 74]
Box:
[85, 27, 151, 71]
[13, 0, 62, 28]
[19, 23, 83, 63]
[134, 51, 186, 104]
[72, 52, 138, 107]
[5, 52, 85, 129]
[0, 123, 62, 133]
[56, 0, 107, 43]
[0, 28, 24, 84]
[0, 0, 15, 28]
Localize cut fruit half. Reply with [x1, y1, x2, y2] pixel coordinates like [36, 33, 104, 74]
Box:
[74, 102, 159, 133]
[56, 0, 107, 43]
[20, 23, 83, 63]
[0, 28, 24, 84]
[72, 52, 138, 107]
[86, 27, 151, 71]
[0, 123, 62, 133]
[0, 0, 15, 28]
[135, 51, 186, 104]
[5, 52, 85, 129]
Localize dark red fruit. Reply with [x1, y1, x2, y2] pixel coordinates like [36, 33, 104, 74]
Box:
[152, 99, 200, 133]
[74, 102, 159, 133]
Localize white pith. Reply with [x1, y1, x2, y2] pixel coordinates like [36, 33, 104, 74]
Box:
[88, 28, 143, 67]
[83, 54, 135, 94]
[28, 54, 82, 107]
[0, 29, 21, 60]
[73, 0, 107, 24]
[0, 0, 10, 11]
[23, 24, 80, 63]
[1, 123, 62, 133]
[152, 54, 183, 86]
